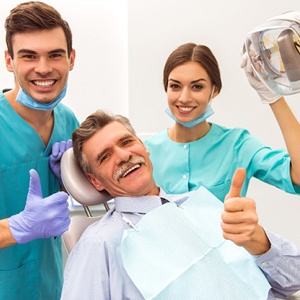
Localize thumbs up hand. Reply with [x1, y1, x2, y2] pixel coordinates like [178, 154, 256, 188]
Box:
[221, 168, 271, 255]
[9, 169, 70, 244]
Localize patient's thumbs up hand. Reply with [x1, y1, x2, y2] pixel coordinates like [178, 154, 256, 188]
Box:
[225, 167, 245, 200]
[222, 168, 270, 254]
[222, 168, 258, 246]
[9, 169, 70, 244]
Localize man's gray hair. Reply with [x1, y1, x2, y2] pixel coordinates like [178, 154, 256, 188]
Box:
[72, 110, 137, 175]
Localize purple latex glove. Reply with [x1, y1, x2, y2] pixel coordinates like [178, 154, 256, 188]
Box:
[9, 169, 70, 244]
[49, 139, 72, 184]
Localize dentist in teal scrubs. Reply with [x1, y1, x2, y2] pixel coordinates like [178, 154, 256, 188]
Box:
[144, 42, 300, 201]
[0, 2, 79, 299]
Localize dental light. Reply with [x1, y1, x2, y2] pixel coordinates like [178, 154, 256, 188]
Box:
[244, 10, 300, 95]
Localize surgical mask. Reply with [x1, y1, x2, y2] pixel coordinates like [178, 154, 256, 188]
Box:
[16, 84, 67, 110]
[245, 10, 300, 95]
[165, 86, 215, 128]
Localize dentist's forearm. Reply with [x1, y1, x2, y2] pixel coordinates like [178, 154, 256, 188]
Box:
[270, 98, 300, 185]
[0, 218, 17, 249]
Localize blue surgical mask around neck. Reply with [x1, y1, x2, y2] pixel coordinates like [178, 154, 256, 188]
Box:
[16, 84, 67, 111]
[165, 86, 215, 128]
[165, 106, 214, 128]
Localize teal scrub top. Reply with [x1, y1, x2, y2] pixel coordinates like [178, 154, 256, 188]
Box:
[0, 92, 79, 300]
[143, 123, 300, 201]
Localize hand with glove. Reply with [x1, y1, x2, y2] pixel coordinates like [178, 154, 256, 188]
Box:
[9, 169, 70, 244]
[240, 50, 282, 104]
[50, 139, 72, 184]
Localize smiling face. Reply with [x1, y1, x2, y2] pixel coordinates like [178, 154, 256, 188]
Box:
[5, 27, 75, 104]
[82, 121, 158, 198]
[167, 61, 218, 124]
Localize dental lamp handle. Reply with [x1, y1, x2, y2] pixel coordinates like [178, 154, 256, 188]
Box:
[240, 51, 282, 104]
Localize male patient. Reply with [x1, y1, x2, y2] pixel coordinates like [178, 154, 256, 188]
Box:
[61, 110, 300, 300]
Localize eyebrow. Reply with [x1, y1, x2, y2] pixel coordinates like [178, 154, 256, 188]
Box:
[17, 48, 67, 55]
[95, 133, 134, 164]
[168, 78, 207, 84]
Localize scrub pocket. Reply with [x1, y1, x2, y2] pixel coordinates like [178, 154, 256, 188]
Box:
[0, 260, 39, 300]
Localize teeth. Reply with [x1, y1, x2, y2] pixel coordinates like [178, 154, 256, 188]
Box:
[179, 106, 193, 111]
[122, 164, 140, 178]
[113, 157, 145, 181]
[33, 80, 55, 87]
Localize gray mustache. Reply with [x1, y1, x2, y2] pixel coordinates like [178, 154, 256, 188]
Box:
[113, 156, 146, 181]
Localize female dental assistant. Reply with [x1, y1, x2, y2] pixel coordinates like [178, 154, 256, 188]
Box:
[143, 42, 300, 201]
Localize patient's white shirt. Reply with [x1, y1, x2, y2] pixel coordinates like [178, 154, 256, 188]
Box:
[61, 188, 300, 300]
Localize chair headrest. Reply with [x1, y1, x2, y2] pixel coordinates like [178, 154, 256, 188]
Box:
[61, 148, 112, 206]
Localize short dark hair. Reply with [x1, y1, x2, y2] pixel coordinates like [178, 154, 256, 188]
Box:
[5, 1, 73, 58]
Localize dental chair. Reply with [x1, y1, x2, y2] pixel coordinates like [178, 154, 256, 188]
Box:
[61, 148, 112, 253]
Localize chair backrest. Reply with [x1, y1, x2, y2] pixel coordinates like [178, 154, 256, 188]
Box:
[61, 148, 112, 253]
[63, 215, 102, 253]
[61, 148, 112, 207]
